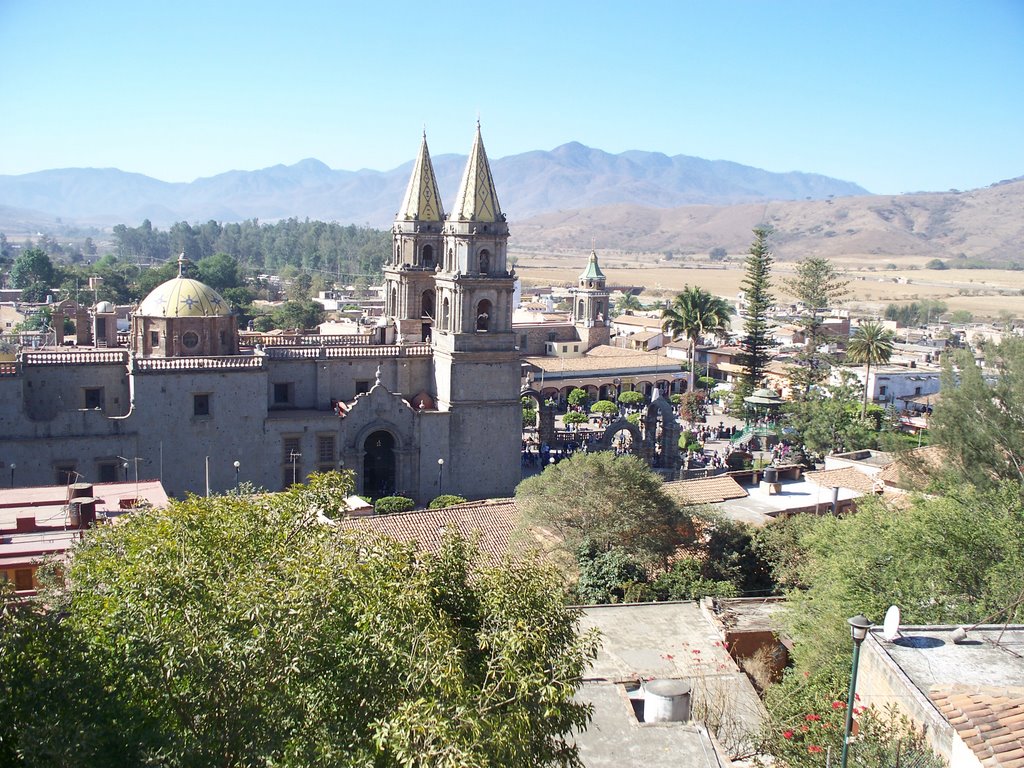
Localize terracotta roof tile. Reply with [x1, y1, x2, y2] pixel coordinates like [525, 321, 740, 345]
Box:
[928, 686, 1024, 767]
[338, 498, 521, 560]
[805, 467, 880, 494]
[663, 476, 749, 505]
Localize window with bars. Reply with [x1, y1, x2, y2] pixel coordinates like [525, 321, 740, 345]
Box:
[317, 435, 336, 472]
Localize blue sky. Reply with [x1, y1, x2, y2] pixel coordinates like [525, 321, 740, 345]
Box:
[1, 0, 1021, 194]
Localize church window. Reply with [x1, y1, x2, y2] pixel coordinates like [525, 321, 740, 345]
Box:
[317, 434, 336, 471]
[422, 244, 434, 267]
[574, 345, 580, 352]
[577, 300, 584, 318]
[273, 382, 294, 406]
[282, 436, 302, 487]
[479, 249, 490, 273]
[476, 299, 492, 332]
[441, 297, 450, 330]
[421, 290, 434, 319]
[84, 387, 104, 410]
[355, 380, 370, 395]
[390, 288, 397, 316]
[447, 248, 453, 270]
[150, 331, 159, 346]
[182, 331, 200, 350]
[193, 393, 210, 417]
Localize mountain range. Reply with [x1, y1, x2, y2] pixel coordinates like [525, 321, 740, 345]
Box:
[0, 142, 868, 230]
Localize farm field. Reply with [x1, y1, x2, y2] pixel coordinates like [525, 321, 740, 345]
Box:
[514, 253, 1024, 320]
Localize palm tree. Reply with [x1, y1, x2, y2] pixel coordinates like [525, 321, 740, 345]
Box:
[846, 320, 896, 418]
[661, 286, 733, 394]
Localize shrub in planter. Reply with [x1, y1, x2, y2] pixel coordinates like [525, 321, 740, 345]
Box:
[428, 495, 467, 510]
[374, 496, 415, 515]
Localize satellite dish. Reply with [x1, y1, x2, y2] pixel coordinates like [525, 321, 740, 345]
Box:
[882, 605, 902, 641]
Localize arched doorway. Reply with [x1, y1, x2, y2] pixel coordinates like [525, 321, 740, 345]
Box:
[363, 430, 396, 497]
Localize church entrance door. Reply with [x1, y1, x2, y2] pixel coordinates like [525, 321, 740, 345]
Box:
[363, 430, 396, 497]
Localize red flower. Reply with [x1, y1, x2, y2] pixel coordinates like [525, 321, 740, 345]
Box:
[832, 701, 845, 709]
[855, 693, 861, 701]
[801, 725, 809, 732]
[808, 745, 823, 753]
[783, 730, 794, 740]
[805, 714, 822, 721]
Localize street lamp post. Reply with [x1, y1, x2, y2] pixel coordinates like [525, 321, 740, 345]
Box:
[437, 458, 444, 493]
[123, 462, 130, 482]
[9, 463, 15, 488]
[233, 460, 240, 490]
[841, 614, 872, 768]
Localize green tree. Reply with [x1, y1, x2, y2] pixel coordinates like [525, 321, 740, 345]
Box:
[270, 299, 326, 331]
[614, 293, 643, 315]
[764, 485, 1024, 729]
[785, 256, 849, 394]
[11, 248, 57, 301]
[735, 227, 775, 412]
[616, 390, 645, 409]
[516, 452, 693, 567]
[782, 371, 878, 456]
[574, 544, 651, 604]
[566, 387, 589, 409]
[846, 320, 896, 417]
[196, 252, 244, 292]
[2, 490, 597, 767]
[661, 285, 733, 394]
[562, 411, 589, 426]
[589, 400, 618, 417]
[930, 337, 1024, 488]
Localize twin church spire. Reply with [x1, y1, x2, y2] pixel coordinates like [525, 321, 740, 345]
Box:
[397, 123, 503, 227]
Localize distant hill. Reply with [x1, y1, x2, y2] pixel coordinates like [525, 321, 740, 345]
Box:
[513, 177, 1024, 264]
[0, 143, 868, 230]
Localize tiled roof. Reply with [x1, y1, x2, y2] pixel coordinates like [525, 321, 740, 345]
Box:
[524, 345, 682, 374]
[663, 475, 749, 505]
[338, 498, 521, 560]
[929, 686, 1024, 767]
[877, 445, 947, 487]
[805, 468, 879, 494]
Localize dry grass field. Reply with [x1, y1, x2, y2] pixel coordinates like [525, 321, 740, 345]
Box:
[515, 253, 1024, 320]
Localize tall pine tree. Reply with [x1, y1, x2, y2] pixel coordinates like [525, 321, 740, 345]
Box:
[734, 226, 775, 413]
[785, 256, 849, 396]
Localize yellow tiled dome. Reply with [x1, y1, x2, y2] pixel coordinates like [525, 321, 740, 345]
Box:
[137, 276, 230, 318]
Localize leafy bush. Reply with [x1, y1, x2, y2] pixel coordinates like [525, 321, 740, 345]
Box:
[649, 558, 737, 600]
[428, 495, 467, 509]
[522, 407, 537, 428]
[590, 400, 618, 416]
[563, 411, 589, 426]
[574, 543, 651, 604]
[374, 496, 415, 515]
[617, 390, 646, 408]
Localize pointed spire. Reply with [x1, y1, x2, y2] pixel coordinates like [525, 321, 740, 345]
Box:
[397, 132, 444, 222]
[580, 249, 606, 281]
[451, 122, 502, 223]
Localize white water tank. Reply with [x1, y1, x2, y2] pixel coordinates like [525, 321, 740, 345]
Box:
[643, 679, 691, 723]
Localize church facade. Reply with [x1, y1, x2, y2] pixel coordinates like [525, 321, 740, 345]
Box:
[0, 126, 521, 503]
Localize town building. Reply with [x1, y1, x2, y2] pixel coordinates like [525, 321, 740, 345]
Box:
[0, 126, 522, 504]
[0, 478, 169, 595]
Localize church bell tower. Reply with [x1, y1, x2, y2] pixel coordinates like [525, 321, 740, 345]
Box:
[384, 132, 445, 342]
[431, 123, 520, 498]
[571, 249, 611, 348]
